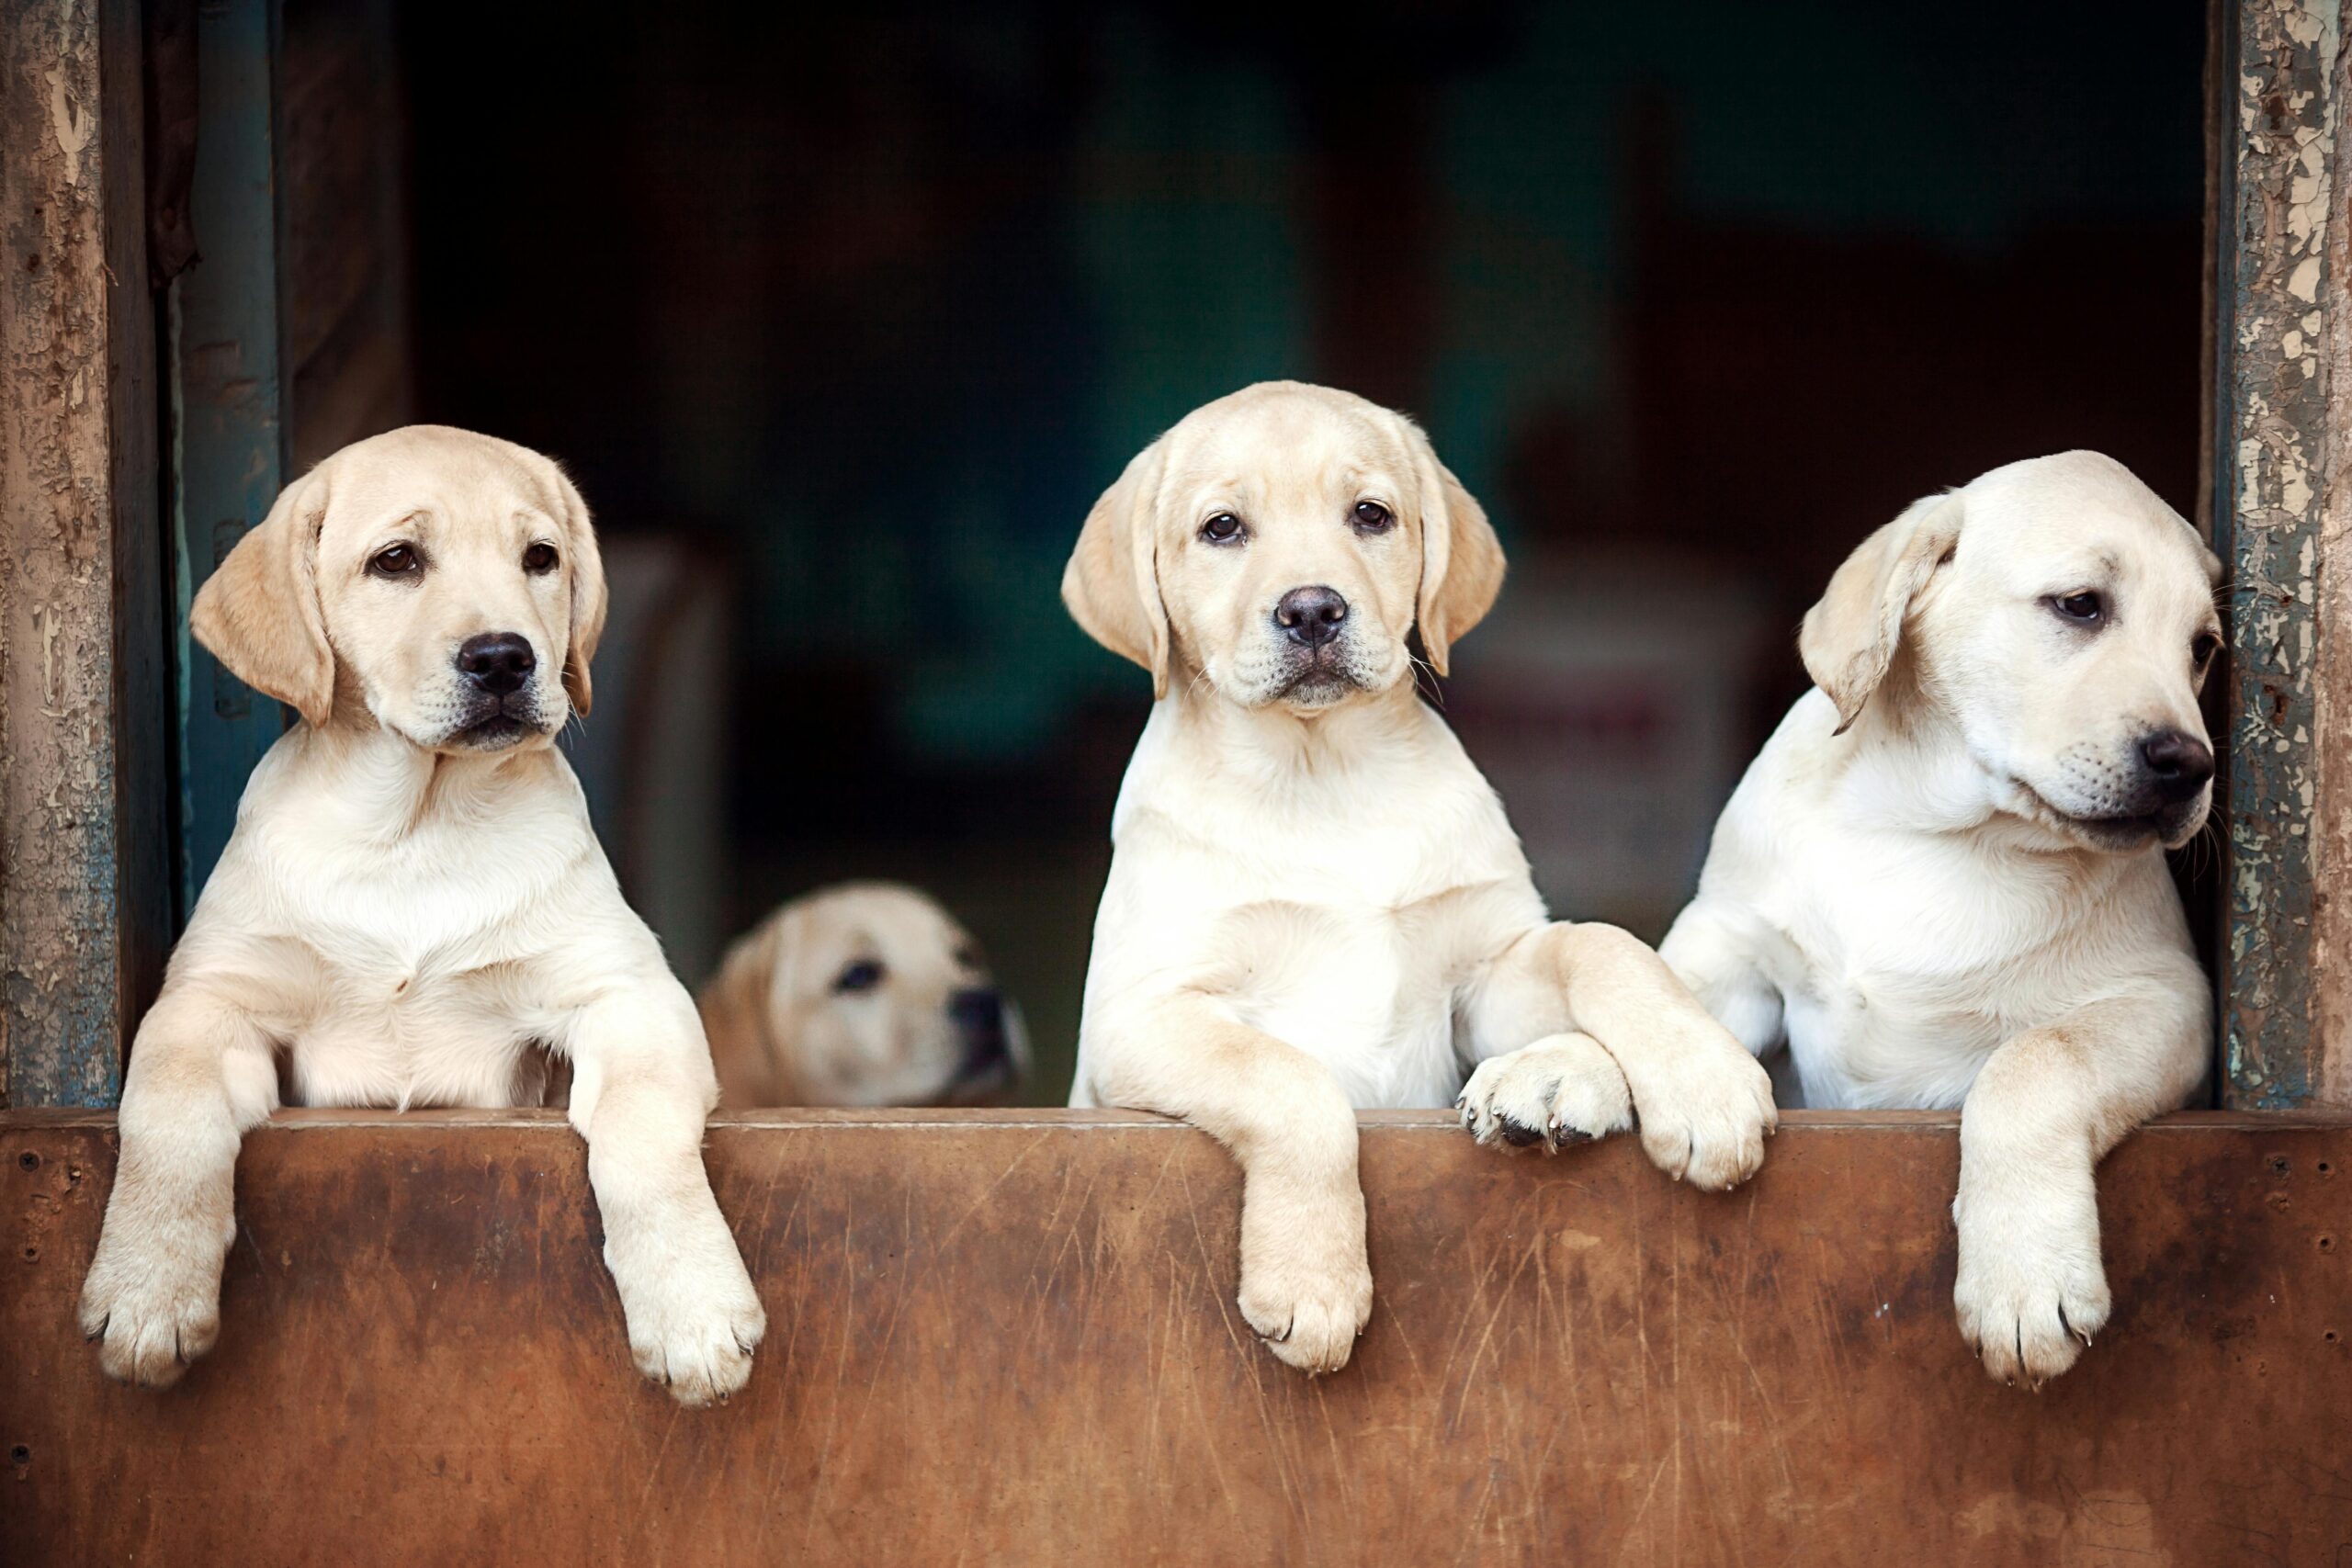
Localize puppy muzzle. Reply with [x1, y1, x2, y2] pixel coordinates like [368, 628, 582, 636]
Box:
[944, 988, 1027, 1102]
[446, 631, 555, 749]
[2021, 732, 2214, 852]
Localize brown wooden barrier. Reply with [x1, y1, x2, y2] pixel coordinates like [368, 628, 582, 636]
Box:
[5, 1108, 2348, 1565]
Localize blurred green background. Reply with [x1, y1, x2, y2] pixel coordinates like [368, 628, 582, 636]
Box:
[397, 1, 2208, 1103]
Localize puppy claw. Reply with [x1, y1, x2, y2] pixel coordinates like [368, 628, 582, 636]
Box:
[1238, 1203, 1373, 1378]
[79, 1229, 227, 1390]
[1625, 1042, 1775, 1191]
[1458, 1037, 1634, 1156]
[1951, 1180, 2110, 1388]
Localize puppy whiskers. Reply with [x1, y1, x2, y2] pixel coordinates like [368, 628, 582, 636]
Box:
[1408, 651, 1445, 710]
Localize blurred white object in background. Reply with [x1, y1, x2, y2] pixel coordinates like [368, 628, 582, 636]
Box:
[1445, 558, 1776, 939]
[564, 536, 732, 987]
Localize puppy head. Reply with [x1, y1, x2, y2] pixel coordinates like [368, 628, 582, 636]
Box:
[190, 425, 607, 753]
[702, 883, 1026, 1108]
[1802, 450, 2222, 852]
[1063, 381, 1502, 710]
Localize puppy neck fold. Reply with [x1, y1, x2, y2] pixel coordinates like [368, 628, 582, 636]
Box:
[1148, 679, 1442, 790]
[279, 721, 564, 843]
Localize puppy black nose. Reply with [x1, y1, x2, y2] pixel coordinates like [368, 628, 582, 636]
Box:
[1275, 585, 1348, 648]
[950, 987, 1010, 1072]
[2139, 729, 2214, 802]
[457, 633, 536, 697]
[951, 987, 1004, 1042]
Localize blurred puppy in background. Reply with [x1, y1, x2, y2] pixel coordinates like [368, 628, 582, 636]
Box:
[701, 883, 1026, 1106]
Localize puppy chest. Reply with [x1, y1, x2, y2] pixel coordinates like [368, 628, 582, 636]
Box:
[1773, 914, 2098, 1107]
[284, 965, 544, 1109]
[1218, 911, 1475, 1108]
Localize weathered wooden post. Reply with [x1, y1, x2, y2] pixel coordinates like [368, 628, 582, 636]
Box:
[0, 0, 170, 1107]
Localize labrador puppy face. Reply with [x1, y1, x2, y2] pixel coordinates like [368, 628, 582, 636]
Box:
[1803, 451, 2222, 852]
[703, 884, 1026, 1108]
[190, 425, 607, 751]
[1157, 390, 1425, 708]
[1063, 381, 1504, 710]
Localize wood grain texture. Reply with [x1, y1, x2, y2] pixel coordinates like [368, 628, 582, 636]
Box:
[0, 0, 164, 1108]
[4, 1110, 2348, 1566]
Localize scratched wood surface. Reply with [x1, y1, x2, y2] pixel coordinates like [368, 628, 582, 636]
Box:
[4, 1110, 2348, 1566]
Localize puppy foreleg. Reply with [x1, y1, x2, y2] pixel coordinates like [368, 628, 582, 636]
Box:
[567, 987, 766, 1406]
[80, 988, 278, 1387]
[1657, 897, 1785, 1057]
[1481, 922, 1777, 1190]
[1953, 987, 2205, 1388]
[1089, 994, 1372, 1374]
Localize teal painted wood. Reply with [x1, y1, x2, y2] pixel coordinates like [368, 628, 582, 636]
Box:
[170, 0, 289, 921]
[2216, 0, 2334, 1107]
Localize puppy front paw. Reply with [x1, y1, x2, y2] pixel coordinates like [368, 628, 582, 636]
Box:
[613, 1250, 767, 1406]
[1952, 1182, 2109, 1388]
[1458, 1034, 1634, 1152]
[604, 1205, 767, 1406]
[78, 1214, 232, 1389]
[1624, 1027, 1777, 1191]
[1238, 1179, 1373, 1375]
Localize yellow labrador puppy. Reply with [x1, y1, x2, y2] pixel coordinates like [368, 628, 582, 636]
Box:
[1661, 451, 2221, 1387]
[77, 426, 765, 1405]
[1065, 381, 1776, 1374]
[701, 882, 1026, 1106]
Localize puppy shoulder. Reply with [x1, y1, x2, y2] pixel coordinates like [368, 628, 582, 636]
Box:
[1692, 691, 1838, 894]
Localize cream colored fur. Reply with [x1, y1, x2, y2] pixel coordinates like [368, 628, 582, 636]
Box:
[1661, 450, 2222, 1387]
[78, 426, 764, 1405]
[1066, 382, 1775, 1375]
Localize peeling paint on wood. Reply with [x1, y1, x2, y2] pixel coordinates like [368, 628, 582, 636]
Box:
[2222, 0, 2338, 1107]
[1, 0, 164, 1106]
[2321, 12, 2352, 1103]
[5, 1110, 2351, 1564]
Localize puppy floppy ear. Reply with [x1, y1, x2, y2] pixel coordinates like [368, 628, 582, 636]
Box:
[700, 919, 795, 1108]
[1406, 419, 1503, 675]
[189, 466, 336, 728]
[1801, 491, 1964, 734]
[1063, 439, 1171, 698]
[539, 458, 607, 717]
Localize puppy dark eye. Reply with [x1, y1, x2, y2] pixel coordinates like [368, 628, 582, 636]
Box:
[2192, 631, 2222, 670]
[368, 544, 422, 579]
[524, 542, 560, 575]
[833, 960, 885, 994]
[2049, 591, 2104, 624]
[1351, 501, 1393, 533]
[954, 944, 984, 970]
[1201, 513, 1244, 544]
